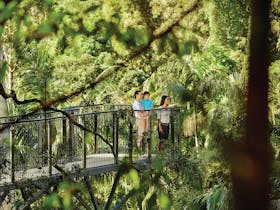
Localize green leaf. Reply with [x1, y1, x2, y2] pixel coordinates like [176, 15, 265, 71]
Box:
[152, 156, 164, 172]
[85, 132, 94, 145]
[38, 23, 52, 34]
[43, 193, 61, 208]
[95, 66, 118, 81]
[58, 181, 69, 190]
[206, 185, 223, 210]
[0, 1, 5, 10]
[129, 168, 140, 189]
[0, 1, 17, 22]
[158, 193, 171, 210]
[0, 61, 7, 82]
[44, 0, 53, 6]
[62, 190, 72, 209]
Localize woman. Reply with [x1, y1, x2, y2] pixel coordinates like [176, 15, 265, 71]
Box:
[157, 95, 173, 151]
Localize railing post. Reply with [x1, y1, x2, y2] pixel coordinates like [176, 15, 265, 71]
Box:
[68, 111, 74, 158]
[62, 116, 67, 144]
[47, 120, 52, 176]
[177, 108, 181, 145]
[113, 111, 119, 164]
[128, 112, 133, 164]
[94, 113, 98, 153]
[38, 115, 43, 155]
[10, 125, 15, 183]
[82, 115, 87, 169]
[147, 112, 152, 163]
[170, 109, 175, 144]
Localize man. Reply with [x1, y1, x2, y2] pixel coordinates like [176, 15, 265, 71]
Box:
[132, 90, 148, 148]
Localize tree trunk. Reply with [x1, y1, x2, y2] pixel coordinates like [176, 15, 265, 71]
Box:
[0, 45, 9, 143]
[0, 45, 15, 210]
[231, 1, 271, 209]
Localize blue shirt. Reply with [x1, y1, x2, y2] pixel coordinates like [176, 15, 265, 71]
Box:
[141, 99, 154, 110]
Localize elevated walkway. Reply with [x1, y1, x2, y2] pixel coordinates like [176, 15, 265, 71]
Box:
[0, 104, 183, 191]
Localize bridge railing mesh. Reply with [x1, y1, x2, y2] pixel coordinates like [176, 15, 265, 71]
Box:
[0, 105, 183, 185]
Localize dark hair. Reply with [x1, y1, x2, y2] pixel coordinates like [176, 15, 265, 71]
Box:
[143, 91, 150, 96]
[160, 95, 169, 106]
[134, 90, 141, 98]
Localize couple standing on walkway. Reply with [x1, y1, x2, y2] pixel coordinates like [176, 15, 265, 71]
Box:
[132, 90, 174, 152]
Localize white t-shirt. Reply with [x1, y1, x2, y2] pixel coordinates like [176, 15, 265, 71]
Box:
[157, 106, 171, 124]
[132, 100, 143, 119]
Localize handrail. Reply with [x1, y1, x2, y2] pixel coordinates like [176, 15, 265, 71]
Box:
[0, 106, 183, 125]
[0, 104, 132, 120]
[0, 105, 183, 186]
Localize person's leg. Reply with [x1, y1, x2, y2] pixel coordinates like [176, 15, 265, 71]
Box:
[158, 140, 164, 152]
[158, 124, 164, 151]
[145, 118, 149, 133]
[158, 124, 169, 151]
[137, 135, 143, 148]
[143, 119, 147, 134]
[137, 118, 145, 148]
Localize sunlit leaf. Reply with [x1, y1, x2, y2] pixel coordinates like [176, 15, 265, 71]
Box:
[85, 132, 94, 145]
[0, 61, 7, 82]
[44, 0, 53, 6]
[129, 168, 140, 189]
[62, 190, 72, 209]
[38, 23, 52, 34]
[59, 181, 69, 190]
[43, 193, 60, 208]
[158, 193, 171, 210]
[0, 1, 17, 22]
[0, 1, 5, 10]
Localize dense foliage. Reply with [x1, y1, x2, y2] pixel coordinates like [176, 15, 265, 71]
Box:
[0, 0, 280, 209]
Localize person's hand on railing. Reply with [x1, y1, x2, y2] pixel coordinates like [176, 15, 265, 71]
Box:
[169, 104, 178, 108]
[139, 111, 148, 118]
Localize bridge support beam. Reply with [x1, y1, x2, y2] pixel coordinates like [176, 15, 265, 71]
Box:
[129, 114, 133, 164]
[82, 116, 87, 169]
[113, 111, 119, 164]
[47, 120, 52, 176]
[94, 114, 98, 153]
[68, 113, 74, 158]
[170, 111, 175, 144]
[10, 126, 14, 183]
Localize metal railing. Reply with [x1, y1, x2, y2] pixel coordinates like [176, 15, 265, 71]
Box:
[0, 105, 183, 185]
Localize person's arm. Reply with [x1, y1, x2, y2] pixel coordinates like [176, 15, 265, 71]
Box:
[134, 103, 148, 117]
[133, 103, 140, 116]
[158, 119, 163, 133]
[139, 112, 148, 117]
[169, 104, 178, 108]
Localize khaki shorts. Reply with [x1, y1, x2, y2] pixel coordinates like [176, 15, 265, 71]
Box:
[136, 118, 145, 136]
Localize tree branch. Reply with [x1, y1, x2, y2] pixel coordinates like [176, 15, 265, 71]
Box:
[104, 170, 122, 210]
[0, 84, 40, 105]
[84, 176, 100, 210]
[53, 165, 92, 210]
[0, 191, 9, 207]
[18, 182, 58, 210]
[49, 107, 115, 158]
[0, 1, 201, 137]
[126, 1, 201, 60]
[113, 189, 138, 210]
